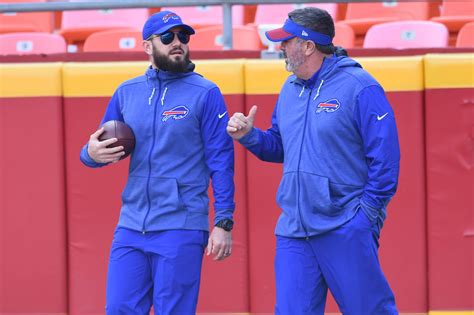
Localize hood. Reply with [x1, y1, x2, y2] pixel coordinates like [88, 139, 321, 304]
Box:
[145, 62, 198, 83]
[319, 55, 362, 79]
[292, 55, 362, 88]
[289, 55, 364, 101]
[145, 62, 199, 106]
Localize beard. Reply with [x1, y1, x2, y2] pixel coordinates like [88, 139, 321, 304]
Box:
[152, 45, 191, 73]
[284, 47, 305, 73]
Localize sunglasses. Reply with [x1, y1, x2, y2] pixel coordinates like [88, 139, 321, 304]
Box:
[148, 31, 190, 45]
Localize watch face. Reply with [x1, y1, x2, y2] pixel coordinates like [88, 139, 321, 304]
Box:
[217, 219, 233, 231]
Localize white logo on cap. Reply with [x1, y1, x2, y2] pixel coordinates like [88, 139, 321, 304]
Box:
[301, 30, 308, 36]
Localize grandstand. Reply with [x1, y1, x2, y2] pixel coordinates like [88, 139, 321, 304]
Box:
[0, 0, 473, 53]
[0, 1, 473, 315]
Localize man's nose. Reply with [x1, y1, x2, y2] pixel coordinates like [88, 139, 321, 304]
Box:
[171, 36, 180, 46]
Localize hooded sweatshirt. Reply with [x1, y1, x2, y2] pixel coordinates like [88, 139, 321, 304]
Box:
[239, 55, 400, 237]
[80, 65, 235, 233]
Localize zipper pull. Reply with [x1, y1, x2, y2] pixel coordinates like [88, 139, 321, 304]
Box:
[148, 87, 156, 105]
[313, 79, 324, 100]
[161, 87, 168, 106]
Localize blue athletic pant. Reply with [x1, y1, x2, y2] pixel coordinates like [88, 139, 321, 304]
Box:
[105, 227, 208, 315]
[275, 209, 398, 315]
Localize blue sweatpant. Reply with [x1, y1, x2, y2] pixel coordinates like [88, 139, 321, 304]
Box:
[105, 227, 208, 315]
[275, 209, 398, 315]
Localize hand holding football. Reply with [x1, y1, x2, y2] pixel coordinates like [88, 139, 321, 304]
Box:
[98, 120, 135, 160]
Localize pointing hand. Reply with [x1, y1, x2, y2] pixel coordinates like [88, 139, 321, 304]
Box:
[226, 105, 258, 140]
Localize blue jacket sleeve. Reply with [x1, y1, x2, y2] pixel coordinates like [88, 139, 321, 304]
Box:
[200, 87, 235, 224]
[238, 104, 284, 163]
[353, 85, 400, 220]
[79, 91, 124, 168]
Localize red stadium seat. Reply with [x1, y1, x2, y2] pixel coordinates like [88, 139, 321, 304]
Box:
[456, 21, 474, 47]
[0, 0, 54, 33]
[343, 2, 431, 35]
[83, 29, 143, 52]
[334, 22, 355, 48]
[257, 22, 355, 52]
[254, 3, 340, 24]
[363, 21, 449, 49]
[189, 25, 262, 51]
[431, 0, 474, 32]
[160, 5, 245, 29]
[0, 32, 66, 55]
[59, 7, 149, 45]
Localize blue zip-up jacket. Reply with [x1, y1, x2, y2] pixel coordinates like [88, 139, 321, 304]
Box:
[80, 65, 235, 233]
[239, 55, 400, 237]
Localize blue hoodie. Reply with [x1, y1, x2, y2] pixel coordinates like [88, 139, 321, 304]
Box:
[239, 56, 400, 237]
[81, 66, 235, 233]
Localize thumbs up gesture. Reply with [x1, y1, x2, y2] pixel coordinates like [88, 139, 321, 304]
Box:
[226, 105, 258, 140]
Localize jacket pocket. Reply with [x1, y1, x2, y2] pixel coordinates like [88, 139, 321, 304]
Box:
[148, 177, 184, 214]
[276, 172, 339, 217]
[121, 175, 148, 212]
[328, 181, 364, 209]
[276, 172, 298, 215]
[299, 172, 340, 217]
[179, 183, 209, 214]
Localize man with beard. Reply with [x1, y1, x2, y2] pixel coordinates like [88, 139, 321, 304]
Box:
[80, 10, 235, 314]
[227, 7, 400, 315]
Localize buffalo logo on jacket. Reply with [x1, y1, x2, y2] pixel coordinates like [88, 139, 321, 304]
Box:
[316, 99, 341, 113]
[162, 105, 190, 122]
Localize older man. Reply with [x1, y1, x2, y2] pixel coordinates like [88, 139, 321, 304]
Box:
[228, 7, 400, 315]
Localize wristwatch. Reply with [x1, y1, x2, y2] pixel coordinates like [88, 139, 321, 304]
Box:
[215, 219, 234, 232]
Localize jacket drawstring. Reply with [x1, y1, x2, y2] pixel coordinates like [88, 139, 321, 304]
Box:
[148, 87, 156, 105]
[299, 85, 305, 97]
[161, 87, 168, 106]
[313, 80, 324, 100]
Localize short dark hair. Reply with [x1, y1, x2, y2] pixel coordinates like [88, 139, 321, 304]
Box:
[288, 7, 336, 55]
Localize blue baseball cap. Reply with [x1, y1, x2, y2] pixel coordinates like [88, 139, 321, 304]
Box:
[265, 18, 332, 45]
[142, 11, 195, 40]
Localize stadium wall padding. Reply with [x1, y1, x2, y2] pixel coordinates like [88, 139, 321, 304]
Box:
[193, 61, 250, 313]
[0, 54, 472, 314]
[62, 62, 146, 315]
[424, 53, 474, 311]
[0, 63, 68, 314]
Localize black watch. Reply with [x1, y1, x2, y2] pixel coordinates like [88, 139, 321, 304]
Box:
[215, 219, 234, 232]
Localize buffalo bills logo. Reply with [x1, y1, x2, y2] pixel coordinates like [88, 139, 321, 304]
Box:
[162, 13, 179, 23]
[162, 106, 189, 122]
[316, 99, 340, 113]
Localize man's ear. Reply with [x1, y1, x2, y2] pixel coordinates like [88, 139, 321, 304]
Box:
[143, 40, 152, 56]
[304, 40, 316, 56]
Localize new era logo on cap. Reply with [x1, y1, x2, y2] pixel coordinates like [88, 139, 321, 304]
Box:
[265, 18, 332, 45]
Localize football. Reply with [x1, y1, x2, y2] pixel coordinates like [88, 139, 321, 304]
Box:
[98, 120, 135, 160]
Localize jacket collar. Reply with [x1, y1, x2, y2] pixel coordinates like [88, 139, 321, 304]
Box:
[145, 62, 196, 82]
[290, 55, 340, 88]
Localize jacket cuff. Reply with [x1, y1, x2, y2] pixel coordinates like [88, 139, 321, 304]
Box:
[360, 197, 388, 224]
[238, 128, 258, 147]
[214, 208, 234, 226]
[80, 144, 107, 168]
